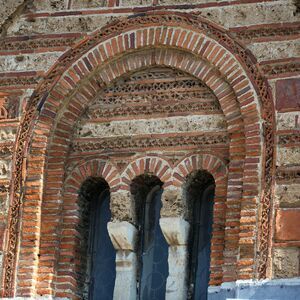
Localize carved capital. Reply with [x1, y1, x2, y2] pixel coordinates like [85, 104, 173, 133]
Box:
[161, 186, 185, 218]
[160, 217, 190, 246]
[107, 221, 137, 251]
[110, 190, 133, 222]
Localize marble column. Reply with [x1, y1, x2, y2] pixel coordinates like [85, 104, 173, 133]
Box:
[159, 186, 190, 300]
[107, 221, 137, 300]
[160, 186, 190, 300]
[108, 189, 137, 300]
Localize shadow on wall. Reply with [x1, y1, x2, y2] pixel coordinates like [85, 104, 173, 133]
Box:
[208, 278, 300, 300]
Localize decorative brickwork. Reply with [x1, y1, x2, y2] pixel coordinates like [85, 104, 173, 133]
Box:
[1, 12, 276, 298]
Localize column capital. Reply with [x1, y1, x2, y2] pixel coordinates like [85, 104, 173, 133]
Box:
[160, 217, 190, 246]
[107, 221, 137, 251]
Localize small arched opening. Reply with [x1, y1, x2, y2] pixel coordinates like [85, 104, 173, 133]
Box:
[184, 170, 215, 300]
[77, 177, 116, 300]
[130, 174, 169, 300]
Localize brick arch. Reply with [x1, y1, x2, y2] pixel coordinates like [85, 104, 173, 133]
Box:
[2, 12, 275, 297]
[120, 155, 173, 190]
[64, 159, 121, 191]
[171, 153, 227, 187]
[45, 159, 120, 298]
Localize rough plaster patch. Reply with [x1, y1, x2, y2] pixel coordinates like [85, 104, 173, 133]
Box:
[78, 115, 226, 138]
[0, 192, 8, 217]
[0, 160, 11, 179]
[121, 0, 152, 6]
[277, 147, 300, 167]
[34, 0, 67, 11]
[161, 186, 185, 218]
[72, 0, 107, 9]
[7, 15, 115, 35]
[110, 190, 133, 222]
[0, 52, 62, 72]
[275, 184, 300, 208]
[273, 248, 299, 278]
[194, 0, 297, 28]
[0, 0, 24, 28]
[0, 127, 17, 141]
[277, 112, 300, 130]
[248, 39, 300, 62]
[5, 1, 298, 36]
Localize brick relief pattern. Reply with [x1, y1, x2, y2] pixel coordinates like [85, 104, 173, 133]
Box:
[2, 13, 274, 297]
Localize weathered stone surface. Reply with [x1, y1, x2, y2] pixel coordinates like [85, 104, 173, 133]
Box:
[275, 209, 300, 241]
[7, 14, 114, 35]
[160, 217, 190, 246]
[0, 160, 11, 179]
[107, 221, 137, 251]
[121, 0, 152, 6]
[161, 186, 185, 218]
[0, 52, 62, 72]
[0, 127, 17, 141]
[248, 40, 300, 62]
[277, 112, 300, 130]
[72, 0, 107, 9]
[273, 248, 299, 278]
[34, 0, 67, 11]
[110, 190, 133, 222]
[195, 1, 297, 28]
[0, 0, 24, 29]
[277, 147, 300, 167]
[275, 184, 300, 208]
[78, 115, 226, 138]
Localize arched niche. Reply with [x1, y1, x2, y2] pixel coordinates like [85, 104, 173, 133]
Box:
[2, 12, 275, 298]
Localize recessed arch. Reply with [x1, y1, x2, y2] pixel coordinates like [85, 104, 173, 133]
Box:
[2, 12, 275, 298]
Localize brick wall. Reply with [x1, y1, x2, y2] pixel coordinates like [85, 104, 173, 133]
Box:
[0, 0, 299, 298]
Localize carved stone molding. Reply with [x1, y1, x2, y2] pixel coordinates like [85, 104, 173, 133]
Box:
[0, 36, 79, 52]
[278, 134, 300, 145]
[72, 134, 229, 152]
[0, 76, 39, 87]
[276, 167, 300, 182]
[234, 25, 300, 41]
[261, 61, 300, 77]
[0, 143, 13, 156]
[89, 100, 221, 119]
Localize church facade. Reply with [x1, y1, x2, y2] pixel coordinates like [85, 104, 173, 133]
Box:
[0, 1, 299, 299]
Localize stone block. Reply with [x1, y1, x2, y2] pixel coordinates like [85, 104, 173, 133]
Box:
[272, 248, 299, 278]
[276, 78, 300, 112]
[275, 209, 300, 241]
[277, 147, 300, 167]
[275, 184, 300, 208]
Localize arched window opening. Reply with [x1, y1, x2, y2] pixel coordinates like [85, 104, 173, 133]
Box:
[78, 177, 116, 300]
[184, 170, 215, 300]
[131, 174, 169, 300]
